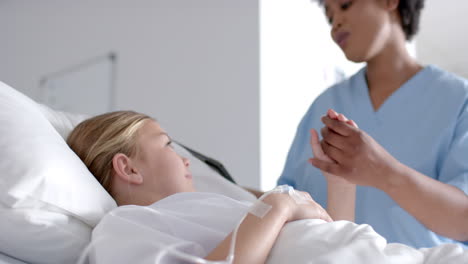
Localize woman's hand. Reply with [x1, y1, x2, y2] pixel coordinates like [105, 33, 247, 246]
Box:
[309, 109, 357, 184]
[311, 111, 402, 190]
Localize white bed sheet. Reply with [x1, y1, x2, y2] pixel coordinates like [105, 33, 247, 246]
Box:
[268, 219, 468, 264]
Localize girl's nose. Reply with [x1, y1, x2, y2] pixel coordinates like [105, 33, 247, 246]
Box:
[182, 157, 190, 167]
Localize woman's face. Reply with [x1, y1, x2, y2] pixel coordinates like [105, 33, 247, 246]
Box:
[133, 120, 195, 198]
[323, 0, 395, 62]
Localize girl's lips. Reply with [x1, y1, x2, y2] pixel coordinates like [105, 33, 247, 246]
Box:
[185, 173, 193, 179]
[334, 31, 350, 48]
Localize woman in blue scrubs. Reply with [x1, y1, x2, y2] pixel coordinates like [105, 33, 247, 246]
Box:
[278, 0, 468, 247]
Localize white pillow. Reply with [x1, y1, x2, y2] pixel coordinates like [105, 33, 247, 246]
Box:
[0, 82, 116, 263]
[0, 82, 116, 225]
[37, 103, 89, 140]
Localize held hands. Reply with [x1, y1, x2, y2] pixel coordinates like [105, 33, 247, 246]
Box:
[310, 109, 401, 189]
[308, 110, 357, 184]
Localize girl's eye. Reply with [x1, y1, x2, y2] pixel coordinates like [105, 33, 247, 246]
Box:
[166, 140, 174, 148]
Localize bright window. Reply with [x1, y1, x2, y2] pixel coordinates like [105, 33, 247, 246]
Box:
[260, 0, 362, 190]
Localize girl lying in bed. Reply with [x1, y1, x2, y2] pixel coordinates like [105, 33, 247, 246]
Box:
[67, 110, 356, 264]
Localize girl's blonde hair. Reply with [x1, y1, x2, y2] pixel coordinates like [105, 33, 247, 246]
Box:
[67, 111, 153, 195]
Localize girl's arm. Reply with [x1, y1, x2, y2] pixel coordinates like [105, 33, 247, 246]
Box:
[325, 173, 356, 222]
[309, 110, 356, 222]
[205, 193, 331, 264]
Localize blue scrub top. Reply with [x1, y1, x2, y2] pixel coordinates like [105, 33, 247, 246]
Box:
[278, 65, 468, 248]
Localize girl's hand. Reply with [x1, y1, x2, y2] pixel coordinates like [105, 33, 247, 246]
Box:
[288, 191, 332, 222]
[309, 128, 345, 183]
[262, 192, 332, 223]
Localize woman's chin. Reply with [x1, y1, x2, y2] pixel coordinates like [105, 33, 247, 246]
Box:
[344, 51, 367, 63]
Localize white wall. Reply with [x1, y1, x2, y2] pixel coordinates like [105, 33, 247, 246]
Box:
[0, 0, 260, 188]
[416, 0, 468, 78]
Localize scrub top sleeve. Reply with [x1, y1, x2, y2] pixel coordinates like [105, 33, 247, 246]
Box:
[277, 102, 320, 188]
[438, 104, 468, 195]
[384, 104, 468, 247]
[436, 103, 468, 245]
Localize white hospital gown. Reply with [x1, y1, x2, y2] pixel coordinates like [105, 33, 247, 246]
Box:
[89, 192, 250, 264]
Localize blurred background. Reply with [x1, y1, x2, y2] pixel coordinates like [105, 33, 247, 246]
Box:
[1, 0, 466, 191]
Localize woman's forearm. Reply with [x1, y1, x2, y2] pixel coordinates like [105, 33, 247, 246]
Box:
[384, 163, 468, 241]
[205, 197, 289, 264]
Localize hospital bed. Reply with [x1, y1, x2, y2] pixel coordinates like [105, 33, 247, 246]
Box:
[1, 81, 467, 264]
[0, 81, 256, 264]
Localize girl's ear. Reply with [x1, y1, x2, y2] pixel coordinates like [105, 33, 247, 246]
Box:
[112, 153, 144, 185]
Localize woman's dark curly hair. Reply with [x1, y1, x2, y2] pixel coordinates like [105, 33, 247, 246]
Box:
[317, 0, 425, 41]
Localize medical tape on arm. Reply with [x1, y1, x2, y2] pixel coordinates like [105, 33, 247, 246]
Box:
[248, 200, 272, 218]
[247, 186, 290, 219]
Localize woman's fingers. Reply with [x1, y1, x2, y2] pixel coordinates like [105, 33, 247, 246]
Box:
[309, 157, 343, 176]
[347, 119, 358, 128]
[326, 109, 359, 129]
[327, 109, 339, 119]
[338, 113, 348, 122]
[321, 126, 353, 152]
[321, 115, 356, 136]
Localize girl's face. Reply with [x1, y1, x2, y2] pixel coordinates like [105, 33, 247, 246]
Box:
[133, 120, 195, 198]
[324, 0, 395, 62]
